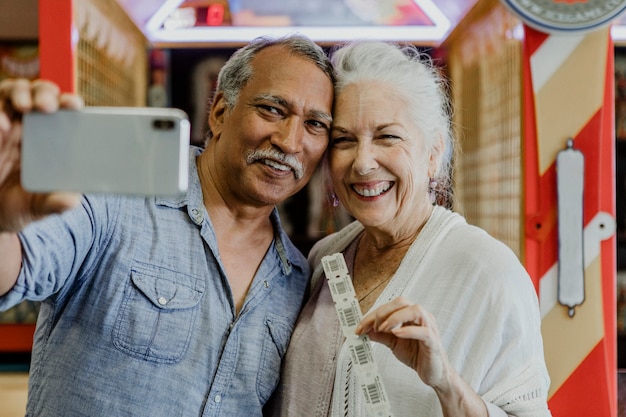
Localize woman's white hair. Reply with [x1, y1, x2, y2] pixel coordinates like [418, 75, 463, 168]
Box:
[330, 41, 455, 207]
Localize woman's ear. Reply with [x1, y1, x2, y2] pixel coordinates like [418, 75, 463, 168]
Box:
[208, 92, 227, 140]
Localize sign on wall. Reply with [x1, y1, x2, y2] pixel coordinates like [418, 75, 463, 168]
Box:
[501, 0, 626, 34]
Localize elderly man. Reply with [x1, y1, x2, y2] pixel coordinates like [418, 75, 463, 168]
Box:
[0, 35, 334, 416]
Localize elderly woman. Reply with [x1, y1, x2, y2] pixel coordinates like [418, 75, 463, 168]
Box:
[266, 42, 552, 417]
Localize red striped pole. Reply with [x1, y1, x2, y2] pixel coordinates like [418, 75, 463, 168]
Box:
[523, 24, 617, 416]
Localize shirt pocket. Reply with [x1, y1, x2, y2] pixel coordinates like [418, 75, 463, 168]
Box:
[113, 264, 204, 363]
[256, 312, 293, 403]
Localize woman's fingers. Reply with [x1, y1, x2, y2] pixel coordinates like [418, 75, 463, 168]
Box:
[385, 304, 438, 332]
[355, 296, 450, 388]
[356, 296, 430, 334]
[357, 296, 409, 332]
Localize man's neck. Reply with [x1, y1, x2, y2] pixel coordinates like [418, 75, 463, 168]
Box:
[195, 152, 277, 313]
[196, 152, 275, 235]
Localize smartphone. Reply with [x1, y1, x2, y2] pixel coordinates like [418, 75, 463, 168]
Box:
[21, 107, 190, 196]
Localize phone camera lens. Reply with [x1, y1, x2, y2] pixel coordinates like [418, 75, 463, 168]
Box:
[153, 119, 175, 130]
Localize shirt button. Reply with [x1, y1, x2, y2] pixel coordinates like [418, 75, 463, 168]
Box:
[157, 297, 168, 306]
[191, 208, 203, 223]
[214, 394, 221, 403]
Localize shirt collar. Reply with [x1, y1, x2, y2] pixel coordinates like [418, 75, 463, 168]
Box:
[156, 146, 305, 276]
[155, 146, 203, 211]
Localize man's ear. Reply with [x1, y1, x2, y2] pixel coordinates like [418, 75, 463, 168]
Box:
[208, 92, 227, 139]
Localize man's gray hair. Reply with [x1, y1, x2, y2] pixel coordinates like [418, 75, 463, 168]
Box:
[205, 35, 335, 141]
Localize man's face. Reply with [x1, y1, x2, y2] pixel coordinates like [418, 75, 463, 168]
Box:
[209, 46, 333, 207]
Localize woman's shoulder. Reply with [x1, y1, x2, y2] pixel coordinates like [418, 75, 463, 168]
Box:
[438, 209, 519, 261]
[308, 221, 363, 260]
[427, 209, 532, 291]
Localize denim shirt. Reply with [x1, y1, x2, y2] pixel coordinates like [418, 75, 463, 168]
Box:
[0, 147, 310, 417]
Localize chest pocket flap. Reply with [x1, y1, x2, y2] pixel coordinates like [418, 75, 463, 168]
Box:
[113, 265, 204, 363]
[131, 271, 203, 310]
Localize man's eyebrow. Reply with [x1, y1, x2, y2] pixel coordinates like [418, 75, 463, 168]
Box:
[255, 93, 332, 124]
[308, 110, 332, 125]
[254, 94, 287, 107]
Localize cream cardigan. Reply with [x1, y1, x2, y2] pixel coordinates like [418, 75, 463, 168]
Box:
[267, 206, 551, 417]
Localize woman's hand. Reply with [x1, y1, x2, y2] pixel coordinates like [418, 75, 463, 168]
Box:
[0, 78, 83, 232]
[355, 296, 451, 390]
[356, 296, 490, 416]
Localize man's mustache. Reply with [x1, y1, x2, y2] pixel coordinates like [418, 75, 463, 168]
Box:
[246, 148, 304, 180]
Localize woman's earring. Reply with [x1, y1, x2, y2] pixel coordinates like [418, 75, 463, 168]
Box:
[428, 178, 438, 205]
[331, 192, 339, 207]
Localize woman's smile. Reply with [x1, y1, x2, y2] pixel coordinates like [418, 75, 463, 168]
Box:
[351, 181, 394, 198]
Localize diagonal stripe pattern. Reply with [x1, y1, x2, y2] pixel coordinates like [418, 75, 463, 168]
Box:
[525, 25, 617, 415]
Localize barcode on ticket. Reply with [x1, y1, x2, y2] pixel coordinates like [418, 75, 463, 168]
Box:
[322, 254, 348, 277]
[326, 257, 341, 272]
[359, 374, 391, 415]
[338, 305, 359, 328]
[365, 381, 382, 404]
[329, 279, 349, 296]
[357, 360, 393, 417]
[349, 337, 374, 366]
[321, 253, 394, 417]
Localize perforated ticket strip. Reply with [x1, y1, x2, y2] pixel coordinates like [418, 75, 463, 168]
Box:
[321, 253, 393, 417]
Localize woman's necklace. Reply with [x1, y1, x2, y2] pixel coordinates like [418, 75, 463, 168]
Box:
[353, 238, 395, 303]
[357, 275, 392, 302]
[352, 235, 397, 304]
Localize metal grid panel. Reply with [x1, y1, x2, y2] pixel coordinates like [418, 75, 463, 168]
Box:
[451, 38, 523, 258]
[77, 37, 138, 106]
[75, 0, 147, 106]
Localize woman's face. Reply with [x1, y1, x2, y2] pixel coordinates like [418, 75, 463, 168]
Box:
[329, 81, 437, 231]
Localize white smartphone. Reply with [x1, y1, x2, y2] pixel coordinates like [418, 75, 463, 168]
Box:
[21, 107, 190, 196]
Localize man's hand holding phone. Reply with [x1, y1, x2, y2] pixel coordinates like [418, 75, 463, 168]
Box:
[0, 78, 83, 232]
[0, 78, 191, 233]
